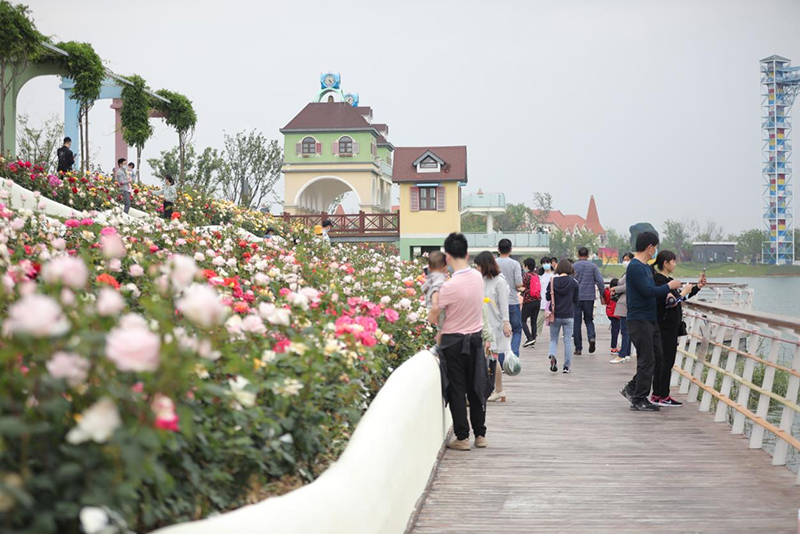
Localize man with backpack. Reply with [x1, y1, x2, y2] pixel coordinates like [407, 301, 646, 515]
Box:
[521, 257, 541, 348]
[56, 137, 75, 174]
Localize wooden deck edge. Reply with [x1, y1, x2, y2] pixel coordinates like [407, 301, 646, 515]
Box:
[403, 425, 454, 534]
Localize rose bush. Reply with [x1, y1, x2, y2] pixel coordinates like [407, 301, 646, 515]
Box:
[0, 176, 433, 533]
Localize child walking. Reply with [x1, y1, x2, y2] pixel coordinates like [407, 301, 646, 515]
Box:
[606, 278, 621, 355]
[422, 251, 448, 356]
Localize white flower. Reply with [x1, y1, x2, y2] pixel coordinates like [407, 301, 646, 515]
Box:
[380, 296, 391, 305]
[42, 256, 88, 289]
[177, 284, 228, 328]
[96, 288, 125, 317]
[79, 507, 109, 534]
[66, 398, 121, 444]
[169, 254, 198, 290]
[261, 350, 277, 363]
[240, 314, 266, 335]
[273, 377, 303, 397]
[118, 313, 148, 330]
[229, 376, 256, 407]
[211, 256, 225, 267]
[194, 252, 205, 262]
[287, 291, 309, 310]
[289, 342, 308, 355]
[398, 298, 412, 310]
[46, 352, 90, 387]
[4, 294, 70, 338]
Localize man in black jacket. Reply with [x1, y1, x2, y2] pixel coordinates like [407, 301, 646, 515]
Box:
[56, 137, 75, 174]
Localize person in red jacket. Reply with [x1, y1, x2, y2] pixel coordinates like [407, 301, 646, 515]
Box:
[605, 278, 621, 354]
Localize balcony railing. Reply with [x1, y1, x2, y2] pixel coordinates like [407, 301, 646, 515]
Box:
[283, 212, 399, 237]
[462, 192, 506, 209]
[464, 232, 550, 248]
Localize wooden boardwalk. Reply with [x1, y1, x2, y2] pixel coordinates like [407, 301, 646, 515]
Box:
[412, 328, 800, 534]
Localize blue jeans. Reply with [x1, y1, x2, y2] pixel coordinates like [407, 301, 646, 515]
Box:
[619, 317, 631, 358]
[549, 318, 574, 368]
[508, 303, 522, 356]
[573, 300, 596, 351]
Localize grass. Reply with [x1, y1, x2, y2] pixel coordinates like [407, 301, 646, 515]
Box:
[600, 262, 800, 279]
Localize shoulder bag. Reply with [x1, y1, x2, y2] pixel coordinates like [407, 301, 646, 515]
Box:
[544, 277, 556, 326]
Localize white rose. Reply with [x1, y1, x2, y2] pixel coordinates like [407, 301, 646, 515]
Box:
[229, 376, 256, 407]
[66, 398, 121, 444]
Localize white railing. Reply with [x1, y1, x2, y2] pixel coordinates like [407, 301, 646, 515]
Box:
[154, 351, 451, 534]
[675, 301, 800, 484]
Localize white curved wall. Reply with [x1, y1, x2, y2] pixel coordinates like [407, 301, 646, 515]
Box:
[8, 181, 149, 220]
[154, 351, 451, 534]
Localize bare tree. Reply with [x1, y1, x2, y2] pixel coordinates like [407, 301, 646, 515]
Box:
[16, 113, 62, 173]
[220, 129, 282, 209]
[696, 221, 725, 242]
[531, 192, 552, 231]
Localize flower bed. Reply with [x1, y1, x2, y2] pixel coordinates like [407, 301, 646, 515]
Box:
[0, 178, 432, 533]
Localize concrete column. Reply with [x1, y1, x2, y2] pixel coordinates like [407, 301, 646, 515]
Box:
[487, 213, 494, 233]
[110, 99, 127, 164]
[59, 78, 81, 166]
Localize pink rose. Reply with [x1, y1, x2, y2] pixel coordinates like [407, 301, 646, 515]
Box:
[105, 325, 160, 372]
[64, 219, 80, 228]
[46, 352, 90, 387]
[4, 294, 70, 338]
[129, 264, 144, 277]
[96, 287, 125, 317]
[100, 227, 117, 236]
[384, 308, 400, 323]
[80, 218, 93, 226]
[101, 233, 126, 259]
[151, 393, 179, 432]
[360, 334, 377, 347]
[42, 256, 89, 289]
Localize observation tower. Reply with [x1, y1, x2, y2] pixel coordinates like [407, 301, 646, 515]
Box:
[761, 55, 800, 264]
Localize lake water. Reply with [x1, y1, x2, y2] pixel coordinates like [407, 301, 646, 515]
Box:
[707, 276, 800, 319]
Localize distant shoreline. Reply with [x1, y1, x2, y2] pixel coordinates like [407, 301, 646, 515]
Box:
[600, 262, 800, 279]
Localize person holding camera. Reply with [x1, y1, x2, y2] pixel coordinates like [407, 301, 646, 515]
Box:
[651, 250, 706, 407]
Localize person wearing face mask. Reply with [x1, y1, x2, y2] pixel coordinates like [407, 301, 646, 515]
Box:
[619, 233, 682, 412]
[609, 252, 633, 364]
[537, 257, 553, 337]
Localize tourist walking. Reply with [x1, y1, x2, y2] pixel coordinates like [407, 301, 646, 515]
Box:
[474, 251, 512, 402]
[115, 158, 131, 214]
[537, 257, 553, 337]
[620, 233, 682, 412]
[56, 137, 74, 174]
[572, 247, 605, 355]
[545, 259, 580, 374]
[496, 239, 523, 358]
[605, 278, 621, 354]
[652, 250, 706, 407]
[609, 253, 633, 364]
[520, 258, 541, 348]
[430, 233, 488, 450]
[155, 175, 177, 219]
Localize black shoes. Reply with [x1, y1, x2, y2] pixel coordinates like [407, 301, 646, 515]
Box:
[574, 349, 582, 356]
[619, 387, 632, 402]
[549, 355, 558, 373]
[562, 366, 571, 374]
[588, 339, 596, 354]
[630, 400, 660, 412]
[523, 338, 536, 348]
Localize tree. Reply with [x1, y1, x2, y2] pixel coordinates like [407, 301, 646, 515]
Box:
[573, 227, 600, 254]
[461, 213, 486, 233]
[16, 113, 62, 173]
[327, 193, 346, 213]
[495, 202, 530, 232]
[530, 192, 552, 231]
[121, 74, 153, 183]
[220, 129, 282, 209]
[0, 2, 42, 154]
[661, 219, 698, 261]
[147, 144, 225, 194]
[549, 229, 573, 260]
[736, 229, 766, 265]
[696, 220, 725, 243]
[154, 89, 197, 183]
[605, 227, 630, 259]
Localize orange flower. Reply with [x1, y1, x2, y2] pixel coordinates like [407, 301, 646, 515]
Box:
[96, 273, 120, 289]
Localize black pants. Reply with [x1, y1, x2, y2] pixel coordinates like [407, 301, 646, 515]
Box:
[610, 317, 621, 349]
[624, 320, 663, 403]
[443, 334, 487, 441]
[652, 327, 679, 398]
[163, 201, 174, 220]
[521, 300, 540, 341]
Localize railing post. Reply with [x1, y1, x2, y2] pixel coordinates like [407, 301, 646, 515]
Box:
[749, 328, 782, 449]
[688, 323, 712, 402]
[700, 323, 730, 412]
[358, 210, 365, 235]
[715, 326, 745, 423]
[773, 340, 800, 465]
[732, 326, 760, 436]
[680, 317, 704, 395]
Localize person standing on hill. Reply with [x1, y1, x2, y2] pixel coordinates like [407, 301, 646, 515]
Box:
[495, 239, 523, 358]
[620, 233, 682, 412]
[572, 247, 605, 355]
[430, 233, 488, 451]
[56, 137, 75, 174]
[115, 158, 131, 214]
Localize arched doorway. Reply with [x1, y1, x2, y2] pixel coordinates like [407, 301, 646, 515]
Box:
[293, 175, 362, 214]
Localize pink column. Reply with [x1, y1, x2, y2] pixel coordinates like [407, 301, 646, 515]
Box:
[110, 99, 127, 165]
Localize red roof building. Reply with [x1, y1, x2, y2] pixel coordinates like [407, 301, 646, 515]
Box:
[391, 146, 468, 183]
[532, 195, 606, 240]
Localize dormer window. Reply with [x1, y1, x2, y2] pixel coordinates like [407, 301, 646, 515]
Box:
[419, 156, 438, 170]
[412, 150, 445, 173]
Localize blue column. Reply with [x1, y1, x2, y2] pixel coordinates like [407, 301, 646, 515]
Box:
[59, 78, 81, 168]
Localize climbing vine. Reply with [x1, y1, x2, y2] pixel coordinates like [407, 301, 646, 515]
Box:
[153, 89, 197, 183]
[120, 74, 153, 182]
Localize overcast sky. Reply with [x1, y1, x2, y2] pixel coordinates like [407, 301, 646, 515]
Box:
[16, 0, 800, 235]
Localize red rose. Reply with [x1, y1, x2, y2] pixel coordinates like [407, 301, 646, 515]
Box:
[71, 187, 78, 194]
[149, 245, 159, 253]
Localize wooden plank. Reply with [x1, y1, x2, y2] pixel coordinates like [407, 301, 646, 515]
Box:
[412, 329, 800, 534]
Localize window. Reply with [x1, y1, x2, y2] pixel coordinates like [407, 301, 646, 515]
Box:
[339, 136, 353, 154]
[419, 156, 438, 169]
[419, 186, 437, 210]
[301, 137, 316, 155]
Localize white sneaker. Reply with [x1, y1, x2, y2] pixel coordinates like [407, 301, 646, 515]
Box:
[609, 356, 626, 364]
[624, 356, 631, 362]
[488, 390, 506, 402]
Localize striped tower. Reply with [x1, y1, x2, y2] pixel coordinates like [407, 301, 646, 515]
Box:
[761, 55, 800, 264]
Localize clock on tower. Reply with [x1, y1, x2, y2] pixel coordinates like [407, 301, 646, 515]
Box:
[320, 73, 340, 89]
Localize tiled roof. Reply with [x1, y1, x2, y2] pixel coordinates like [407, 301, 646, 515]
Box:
[281, 103, 375, 132]
[585, 195, 605, 235]
[392, 146, 467, 183]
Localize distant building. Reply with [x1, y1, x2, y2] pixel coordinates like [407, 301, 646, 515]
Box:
[692, 242, 736, 263]
[392, 146, 467, 260]
[532, 196, 606, 244]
